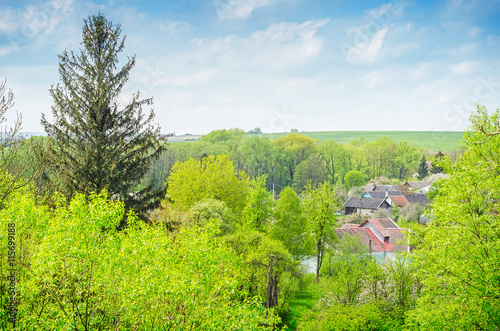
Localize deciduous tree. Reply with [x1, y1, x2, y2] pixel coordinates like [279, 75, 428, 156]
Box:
[166, 154, 250, 215]
[302, 181, 340, 280]
[270, 186, 309, 259]
[242, 175, 274, 231]
[408, 105, 500, 330]
[273, 134, 316, 183]
[343, 170, 364, 189]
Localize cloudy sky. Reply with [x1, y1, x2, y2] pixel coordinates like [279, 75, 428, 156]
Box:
[1, 0, 500, 135]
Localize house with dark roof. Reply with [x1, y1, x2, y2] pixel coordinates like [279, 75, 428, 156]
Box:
[343, 197, 391, 215]
[404, 181, 432, 192]
[362, 191, 402, 199]
[373, 185, 400, 192]
[336, 218, 410, 257]
[405, 193, 431, 206]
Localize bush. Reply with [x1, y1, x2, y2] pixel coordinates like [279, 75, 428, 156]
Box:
[399, 203, 423, 221]
[298, 303, 393, 331]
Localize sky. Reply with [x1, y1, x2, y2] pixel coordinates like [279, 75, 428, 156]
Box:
[1, 0, 500, 135]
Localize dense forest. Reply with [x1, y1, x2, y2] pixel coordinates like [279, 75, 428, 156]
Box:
[1, 13, 499, 331]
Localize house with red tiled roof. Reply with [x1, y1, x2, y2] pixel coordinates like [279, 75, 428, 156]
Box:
[389, 195, 409, 207]
[336, 218, 410, 258]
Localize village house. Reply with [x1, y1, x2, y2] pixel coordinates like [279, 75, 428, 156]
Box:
[343, 197, 391, 215]
[335, 218, 411, 258]
[405, 192, 431, 206]
[404, 181, 432, 193]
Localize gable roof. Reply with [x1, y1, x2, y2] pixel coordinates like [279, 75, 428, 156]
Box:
[405, 193, 431, 206]
[363, 185, 376, 192]
[360, 218, 399, 237]
[365, 191, 402, 199]
[389, 195, 409, 207]
[373, 185, 400, 191]
[335, 226, 409, 253]
[341, 223, 360, 228]
[405, 181, 432, 189]
[343, 197, 389, 210]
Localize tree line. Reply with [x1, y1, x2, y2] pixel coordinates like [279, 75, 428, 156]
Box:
[143, 129, 452, 196]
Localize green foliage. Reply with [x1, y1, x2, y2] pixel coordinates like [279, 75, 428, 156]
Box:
[321, 235, 372, 306]
[0, 80, 44, 204]
[243, 175, 274, 231]
[248, 127, 262, 134]
[292, 154, 326, 192]
[318, 140, 352, 185]
[270, 187, 310, 259]
[166, 154, 250, 215]
[273, 134, 316, 183]
[344, 170, 365, 189]
[394, 141, 421, 180]
[299, 303, 392, 331]
[41, 14, 167, 217]
[407, 104, 500, 331]
[399, 202, 424, 222]
[416, 154, 429, 180]
[223, 230, 299, 308]
[199, 128, 245, 144]
[258, 131, 463, 153]
[188, 198, 237, 235]
[426, 179, 443, 201]
[302, 181, 340, 279]
[430, 151, 452, 174]
[0, 191, 275, 330]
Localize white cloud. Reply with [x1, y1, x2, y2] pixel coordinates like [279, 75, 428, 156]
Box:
[360, 71, 385, 89]
[468, 25, 483, 37]
[160, 21, 192, 35]
[487, 35, 500, 46]
[345, 26, 389, 64]
[189, 19, 329, 69]
[412, 62, 432, 78]
[0, 0, 76, 56]
[450, 61, 480, 75]
[214, 0, 291, 21]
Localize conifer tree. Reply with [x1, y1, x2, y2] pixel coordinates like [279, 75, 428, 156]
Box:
[417, 154, 429, 180]
[41, 13, 168, 217]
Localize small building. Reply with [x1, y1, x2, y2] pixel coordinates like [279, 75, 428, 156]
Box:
[389, 195, 410, 207]
[343, 197, 391, 215]
[336, 218, 411, 258]
[405, 193, 431, 206]
[404, 181, 432, 193]
[373, 185, 400, 192]
[362, 190, 402, 199]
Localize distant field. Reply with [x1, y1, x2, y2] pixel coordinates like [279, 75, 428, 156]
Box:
[254, 131, 465, 153]
[153, 131, 465, 153]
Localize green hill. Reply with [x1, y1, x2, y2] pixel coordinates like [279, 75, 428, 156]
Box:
[253, 131, 464, 153]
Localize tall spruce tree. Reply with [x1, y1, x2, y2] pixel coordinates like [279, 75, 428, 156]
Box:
[41, 13, 168, 218]
[417, 154, 429, 180]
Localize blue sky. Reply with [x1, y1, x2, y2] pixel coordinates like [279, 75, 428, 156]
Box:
[1, 0, 500, 135]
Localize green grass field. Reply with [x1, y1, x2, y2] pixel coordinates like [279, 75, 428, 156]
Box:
[253, 131, 464, 153]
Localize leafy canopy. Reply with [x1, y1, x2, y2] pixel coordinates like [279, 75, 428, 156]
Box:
[408, 104, 500, 330]
[166, 154, 250, 215]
